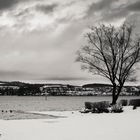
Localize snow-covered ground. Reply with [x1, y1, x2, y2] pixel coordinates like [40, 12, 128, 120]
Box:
[0, 106, 140, 140]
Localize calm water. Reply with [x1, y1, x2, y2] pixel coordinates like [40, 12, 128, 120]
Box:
[0, 96, 140, 111]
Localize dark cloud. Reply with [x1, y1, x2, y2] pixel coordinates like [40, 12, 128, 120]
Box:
[0, 0, 38, 11]
[86, 0, 140, 22]
[87, 0, 118, 17]
[101, 5, 128, 21]
[36, 3, 58, 14]
[14, 8, 30, 17]
[0, 0, 19, 10]
[102, 1, 140, 22]
[126, 1, 140, 11]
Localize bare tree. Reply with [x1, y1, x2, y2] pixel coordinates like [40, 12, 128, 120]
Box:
[76, 24, 140, 104]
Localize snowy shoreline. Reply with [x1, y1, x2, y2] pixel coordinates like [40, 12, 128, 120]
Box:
[0, 107, 140, 140]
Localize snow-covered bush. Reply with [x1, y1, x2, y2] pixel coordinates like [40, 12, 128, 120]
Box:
[111, 104, 123, 113]
[85, 101, 110, 113]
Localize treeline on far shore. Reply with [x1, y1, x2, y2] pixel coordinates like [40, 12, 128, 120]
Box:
[0, 81, 42, 96]
[0, 84, 41, 96]
[0, 81, 140, 96]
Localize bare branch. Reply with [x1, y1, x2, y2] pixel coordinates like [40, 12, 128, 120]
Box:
[76, 23, 140, 104]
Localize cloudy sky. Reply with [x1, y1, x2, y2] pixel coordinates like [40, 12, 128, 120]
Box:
[0, 0, 140, 84]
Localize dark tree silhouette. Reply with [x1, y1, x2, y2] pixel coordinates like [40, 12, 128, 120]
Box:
[77, 24, 140, 104]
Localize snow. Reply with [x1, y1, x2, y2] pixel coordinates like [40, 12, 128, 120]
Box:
[0, 106, 140, 140]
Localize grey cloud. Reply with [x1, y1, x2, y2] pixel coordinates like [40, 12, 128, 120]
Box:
[0, 0, 39, 11]
[0, 0, 19, 10]
[36, 3, 58, 14]
[126, 1, 140, 11]
[14, 8, 30, 17]
[86, 0, 140, 22]
[0, 70, 28, 77]
[0, 70, 40, 80]
[102, 1, 140, 22]
[101, 6, 128, 21]
[87, 0, 118, 17]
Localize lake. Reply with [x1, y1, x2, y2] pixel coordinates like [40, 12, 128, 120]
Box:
[0, 96, 140, 111]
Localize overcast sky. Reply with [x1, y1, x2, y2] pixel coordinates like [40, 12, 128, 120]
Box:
[0, 0, 140, 84]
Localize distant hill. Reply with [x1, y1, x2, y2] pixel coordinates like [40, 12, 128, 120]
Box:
[0, 81, 26, 86]
[0, 81, 138, 89]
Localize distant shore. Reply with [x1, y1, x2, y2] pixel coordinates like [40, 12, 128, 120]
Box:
[0, 81, 140, 96]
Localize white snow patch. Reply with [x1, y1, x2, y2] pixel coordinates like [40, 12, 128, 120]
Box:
[0, 107, 140, 140]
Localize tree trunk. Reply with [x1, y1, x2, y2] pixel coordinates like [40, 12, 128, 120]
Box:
[112, 94, 118, 105]
[111, 85, 123, 105]
[116, 85, 123, 102]
[111, 84, 117, 105]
